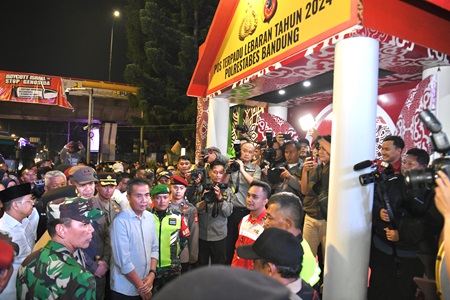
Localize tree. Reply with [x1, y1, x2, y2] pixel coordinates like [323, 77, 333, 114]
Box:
[124, 0, 219, 150]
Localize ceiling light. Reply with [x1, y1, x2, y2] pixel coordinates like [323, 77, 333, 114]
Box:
[278, 90, 285, 95]
[303, 81, 311, 87]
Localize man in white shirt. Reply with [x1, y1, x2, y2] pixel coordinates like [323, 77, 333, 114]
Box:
[0, 183, 38, 299]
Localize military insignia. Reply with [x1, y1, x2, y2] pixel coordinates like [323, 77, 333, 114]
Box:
[222, 192, 228, 200]
[169, 218, 177, 226]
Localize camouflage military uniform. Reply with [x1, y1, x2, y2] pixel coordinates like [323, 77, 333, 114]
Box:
[16, 240, 96, 300]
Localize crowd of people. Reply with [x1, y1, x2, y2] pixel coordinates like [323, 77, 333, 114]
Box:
[0, 129, 450, 299]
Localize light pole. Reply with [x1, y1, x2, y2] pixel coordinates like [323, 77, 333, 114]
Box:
[109, 10, 120, 82]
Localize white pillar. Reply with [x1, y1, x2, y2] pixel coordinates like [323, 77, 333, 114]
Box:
[206, 97, 230, 154]
[423, 66, 450, 137]
[323, 37, 379, 300]
[268, 104, 288, 120]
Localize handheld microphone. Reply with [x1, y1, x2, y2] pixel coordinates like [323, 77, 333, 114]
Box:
[353, 160, 376, 171]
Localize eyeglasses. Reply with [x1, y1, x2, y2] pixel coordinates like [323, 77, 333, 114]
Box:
[21, 199, 36, 205]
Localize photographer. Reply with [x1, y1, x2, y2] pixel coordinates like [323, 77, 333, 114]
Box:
[225, 142, 261, 264]
[173, 155, 203, 205]
[196, 162, 233, 266]
[368, 146, 440, 300]
[271, 141, 304, 198]
[302, 134, 331, 260]
[435, 171, 450, 280]
[260, 131, 286, 169]
[60, 141, 85, 166]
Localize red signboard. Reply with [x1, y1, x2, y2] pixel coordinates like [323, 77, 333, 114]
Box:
[0, 70, 73, 109]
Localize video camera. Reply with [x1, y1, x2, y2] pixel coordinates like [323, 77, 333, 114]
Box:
[261, 131, 291, 170]
[203, 183, 228, 203]
[405, 109, 450, 189]
[228, 140, 242, 173]
[358, 161, 394, 186]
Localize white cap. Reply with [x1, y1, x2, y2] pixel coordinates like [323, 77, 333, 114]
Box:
[112, 163, 124, 173]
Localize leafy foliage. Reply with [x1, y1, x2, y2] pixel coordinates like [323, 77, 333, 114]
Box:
[124, 0, 219, 147]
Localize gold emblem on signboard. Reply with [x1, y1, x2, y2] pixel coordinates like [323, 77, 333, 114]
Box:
[238, 0, 278, 41]
[238, 1, 258, 41]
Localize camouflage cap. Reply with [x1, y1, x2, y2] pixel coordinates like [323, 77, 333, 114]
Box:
[47, 197, 104, 223]
[156, 171, 172, 181]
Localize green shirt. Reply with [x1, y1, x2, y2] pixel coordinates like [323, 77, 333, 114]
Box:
[16, 240, 96, 300]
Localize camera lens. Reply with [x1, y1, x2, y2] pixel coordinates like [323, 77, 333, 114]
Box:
[404, 168, 434, 189]
[359, 173, 375, 186]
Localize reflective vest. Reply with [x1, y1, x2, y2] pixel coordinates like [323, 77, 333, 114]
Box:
[151, 208, 190, 269]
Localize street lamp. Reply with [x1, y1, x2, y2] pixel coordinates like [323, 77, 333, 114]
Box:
[109, 10, 120, 82]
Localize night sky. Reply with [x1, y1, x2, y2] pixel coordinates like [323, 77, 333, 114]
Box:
[0, 0, 129, 83]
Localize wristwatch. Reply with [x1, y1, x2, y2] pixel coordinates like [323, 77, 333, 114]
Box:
[149, 269, 157, 276]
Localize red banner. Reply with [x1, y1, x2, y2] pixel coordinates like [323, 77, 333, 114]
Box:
[0, 70, 73, 109]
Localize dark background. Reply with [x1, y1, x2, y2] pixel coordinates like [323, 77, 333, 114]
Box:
[0, 1, 134, 163]
[0, 0, 128, 83]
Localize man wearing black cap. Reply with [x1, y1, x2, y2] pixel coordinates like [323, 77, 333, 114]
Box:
[237, 227, 319, 300]
[95, 172, 122, 225]
[264, 192, 321, 288]
[16, 197, 104, 299]
[0, 183, 38, 299]
[169, 175, 199, 272]
[88, 172, 122, 300]
[152, 265, 293, 300]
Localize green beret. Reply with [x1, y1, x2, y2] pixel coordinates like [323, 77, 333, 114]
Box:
[151, 184, 170, 196]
